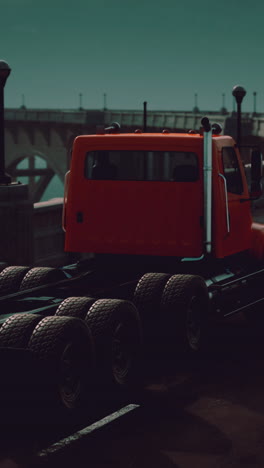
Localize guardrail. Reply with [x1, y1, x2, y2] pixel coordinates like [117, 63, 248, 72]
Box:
[5, 109, 98, 123]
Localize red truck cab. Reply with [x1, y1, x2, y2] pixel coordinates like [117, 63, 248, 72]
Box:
[64, 129, 254, 260]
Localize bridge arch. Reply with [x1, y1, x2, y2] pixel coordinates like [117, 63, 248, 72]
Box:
[5, 122, 71, 200]
[6, 150, 64, 202]
[5, 108, 264, 203]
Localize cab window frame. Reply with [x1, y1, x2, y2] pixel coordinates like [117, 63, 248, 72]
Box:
[222, 146, 244, 195]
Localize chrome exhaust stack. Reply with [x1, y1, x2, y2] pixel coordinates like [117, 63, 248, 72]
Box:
[201, 117, 212, 255]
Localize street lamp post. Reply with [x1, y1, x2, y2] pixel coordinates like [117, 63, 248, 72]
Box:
[253, 91, 257, 115]
[143, 101, 147, 132]
[0, 60, 35, 265]
[193, 93, 199, 113]
[79, 92, 83, 110]
[232, 85, 246, 147]
[0, 60, 11, 185]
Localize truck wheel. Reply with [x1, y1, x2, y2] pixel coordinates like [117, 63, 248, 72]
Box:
[0, 263, 8, 273]
[133, 273, 172, 323]
[20, 267, 67, 291]
[133, 273, 172, 357]
[0, 313, 44, 348]
[28, 316, 94, 410]
[55, 297, 96, 319]
[86, 299, 143, 389]
[161, 274, 209, 355]
[0, 266, 30, 295]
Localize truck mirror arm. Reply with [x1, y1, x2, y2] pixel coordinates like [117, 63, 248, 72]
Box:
[218, 173, 230, 234]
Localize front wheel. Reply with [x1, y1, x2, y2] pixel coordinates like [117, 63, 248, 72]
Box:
[161, 274, 210, 355]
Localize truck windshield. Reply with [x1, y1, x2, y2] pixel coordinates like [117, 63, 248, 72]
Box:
[84, 151, 199, 181]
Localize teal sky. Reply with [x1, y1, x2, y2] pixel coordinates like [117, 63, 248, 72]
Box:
[1, 0, 263, 112]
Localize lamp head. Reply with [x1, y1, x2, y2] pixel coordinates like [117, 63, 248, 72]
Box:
[0, 61, 11, 87]
[232, 85, 246, 104]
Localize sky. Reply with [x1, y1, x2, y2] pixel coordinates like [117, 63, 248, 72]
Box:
[1, 0, 264, 112]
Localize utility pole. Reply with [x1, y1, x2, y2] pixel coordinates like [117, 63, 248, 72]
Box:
[103, 93, 107, 111]
[221, 93, 227, 114]
[79, 93, 83, 110]
[193, 93, 199, 113]
[21, 94, 26, 109]
[143, 101, 147, 132]
[0, 59, 34, 264]
[253, 91, 257, 115]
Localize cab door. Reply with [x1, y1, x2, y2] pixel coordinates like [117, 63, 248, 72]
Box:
[219, 146, 252, 257]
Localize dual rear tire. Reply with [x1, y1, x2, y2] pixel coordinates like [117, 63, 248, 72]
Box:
[0, 313, 94, 417]
[0, 296, 143, 417]
[56, 297, 143, 391]
[133, 272, 209, 356]
[0, 266, 67, 296]
[0, 269, 209, 419]
[0, 266, 30, 295]
[29, 315, 94, 411]
[86, 299, 142, 390]
[161, 274, 210, 354]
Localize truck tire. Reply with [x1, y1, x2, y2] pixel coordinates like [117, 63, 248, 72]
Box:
[28, 316, 94, 410]
[0, 313, 44, 348]
[0, 266, 31, 295]
[86, 299, 143, 388]
[0, 263, 8, 273]
[55, 297, 96, 320]
[20, 267, 67, 291]
[133, 272, 172, 323]
[133, 273, 172, 356]
[161, 274, 209, 354]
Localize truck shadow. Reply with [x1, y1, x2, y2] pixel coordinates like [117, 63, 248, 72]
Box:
[2, 314, 264, 467]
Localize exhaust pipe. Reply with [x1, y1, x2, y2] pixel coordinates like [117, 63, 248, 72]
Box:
[201, 117, 212, 255]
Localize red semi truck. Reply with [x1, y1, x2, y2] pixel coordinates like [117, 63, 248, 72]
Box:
[64, 119, 261, 260]
[0, 117, 263, 419]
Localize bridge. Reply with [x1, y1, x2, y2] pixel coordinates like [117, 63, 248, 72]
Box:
[5, 108, 264, 201]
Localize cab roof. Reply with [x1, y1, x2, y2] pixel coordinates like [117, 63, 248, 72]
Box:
[73, 132, 235, 152]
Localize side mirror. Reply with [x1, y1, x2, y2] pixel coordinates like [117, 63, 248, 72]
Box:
[250, 149, 263, 198]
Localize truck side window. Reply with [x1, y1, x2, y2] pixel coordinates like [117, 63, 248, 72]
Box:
[165, 152, 199, 182]
[222, 147, 243, 195]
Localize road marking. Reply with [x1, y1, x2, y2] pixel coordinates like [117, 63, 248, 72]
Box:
[38, 403, 140, 458]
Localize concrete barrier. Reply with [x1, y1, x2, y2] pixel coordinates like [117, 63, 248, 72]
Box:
[0, 184, 34, 265]
[33, 198, 71, 266]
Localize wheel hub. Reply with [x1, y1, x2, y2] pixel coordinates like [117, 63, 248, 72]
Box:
[186, 297, 202, 351]
[112, 323, 131, 385]
[60, 342, 82, 408]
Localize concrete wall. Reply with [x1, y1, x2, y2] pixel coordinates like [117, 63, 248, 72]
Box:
[0, 184, 34, 266]
[33, 198, 71, 266]
[0, 195, 78, 268]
